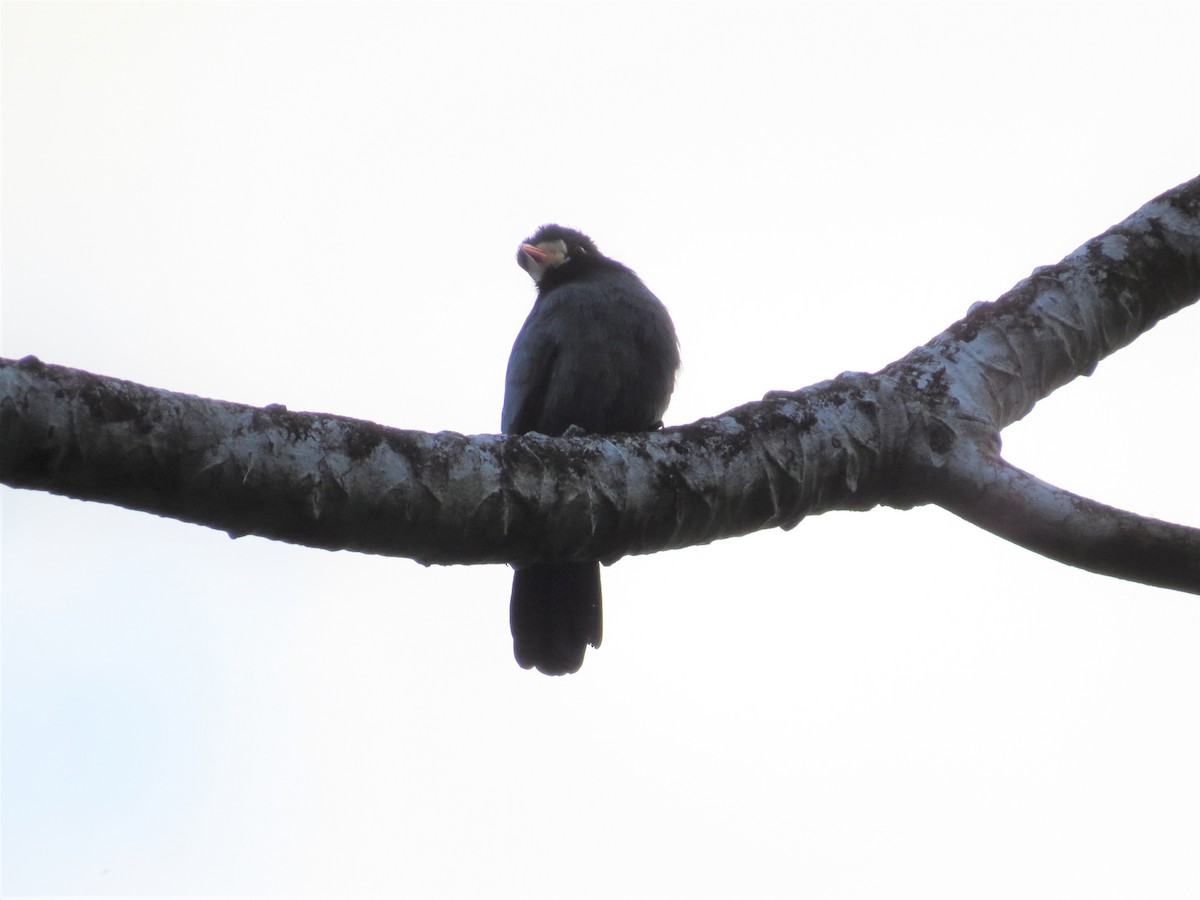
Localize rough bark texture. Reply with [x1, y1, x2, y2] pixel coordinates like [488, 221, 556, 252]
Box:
[0, 356, 887, 566]
[3, 176, 1199, 593]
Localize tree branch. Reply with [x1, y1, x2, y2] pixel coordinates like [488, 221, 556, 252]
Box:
[911, 174, 1200, 433]
[2, 176, 1198, 592]
[0, 355, 907, 565]
[936, 450, 1200, 593]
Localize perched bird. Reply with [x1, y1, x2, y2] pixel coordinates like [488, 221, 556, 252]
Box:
[503, 225, 680, 675]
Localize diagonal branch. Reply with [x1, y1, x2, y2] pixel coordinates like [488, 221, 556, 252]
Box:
[899, 174, 1200, 435]
[935, 449, 1200, 594]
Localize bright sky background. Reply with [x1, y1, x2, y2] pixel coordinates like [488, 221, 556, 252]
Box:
[3, 2, 1198, 897]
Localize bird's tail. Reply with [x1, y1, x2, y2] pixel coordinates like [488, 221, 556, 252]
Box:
[510, 561, 602, 675]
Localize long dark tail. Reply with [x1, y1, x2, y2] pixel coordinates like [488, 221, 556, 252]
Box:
[510, 561, 602, 675]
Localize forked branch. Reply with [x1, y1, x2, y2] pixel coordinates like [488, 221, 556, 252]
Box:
[2, 176, 1198, 593]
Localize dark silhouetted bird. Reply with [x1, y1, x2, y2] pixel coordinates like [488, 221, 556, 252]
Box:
[503, 225, 679, 675]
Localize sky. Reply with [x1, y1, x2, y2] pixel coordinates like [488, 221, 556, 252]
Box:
[2, 2, 1199, 897]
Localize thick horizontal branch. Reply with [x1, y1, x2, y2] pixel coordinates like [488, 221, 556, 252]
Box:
[937, 450, 1200, 594]
[0, 356, 918, 566]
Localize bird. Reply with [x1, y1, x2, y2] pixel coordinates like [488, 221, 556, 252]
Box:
[503, 224, 680, 675]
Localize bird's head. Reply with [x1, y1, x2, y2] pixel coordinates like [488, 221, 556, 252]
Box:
[516, 224, 601, 285]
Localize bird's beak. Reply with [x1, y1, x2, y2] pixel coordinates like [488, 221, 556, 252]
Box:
[517, 239, 568, 283]
[519, 242, 551, 267]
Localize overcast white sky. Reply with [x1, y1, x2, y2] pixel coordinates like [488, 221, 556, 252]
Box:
[2, 2, 1198, 897]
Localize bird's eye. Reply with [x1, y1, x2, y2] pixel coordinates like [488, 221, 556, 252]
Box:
[575, 245, 588, 255]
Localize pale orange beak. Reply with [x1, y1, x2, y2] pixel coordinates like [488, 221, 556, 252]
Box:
[519, 242, 551, 268]
[516, 239, 568, 283]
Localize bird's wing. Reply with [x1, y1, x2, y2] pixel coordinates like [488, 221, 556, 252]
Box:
[501, 307, 560, 436]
